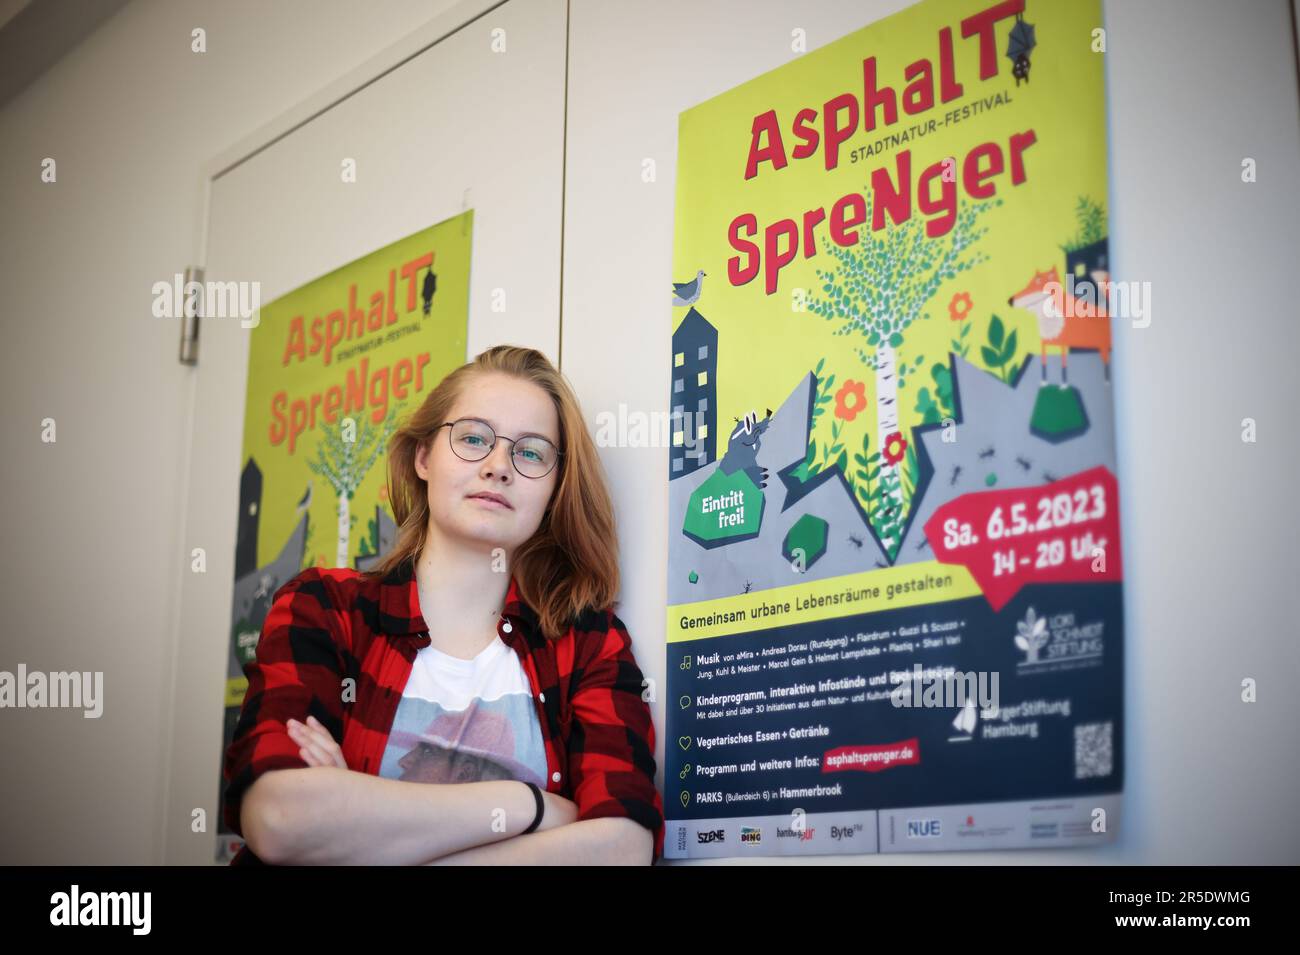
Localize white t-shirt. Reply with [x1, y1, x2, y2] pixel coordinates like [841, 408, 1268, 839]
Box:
[377, 634, 549, 787]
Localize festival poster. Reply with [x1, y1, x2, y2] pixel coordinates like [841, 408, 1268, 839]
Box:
[215, 211, 473, 862]
[666, 0, 1122, 858]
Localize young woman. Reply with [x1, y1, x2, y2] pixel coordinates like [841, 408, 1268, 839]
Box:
[222, 345, 664, 864]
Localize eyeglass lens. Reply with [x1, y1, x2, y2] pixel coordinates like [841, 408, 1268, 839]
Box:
[450, 418, 557, 476]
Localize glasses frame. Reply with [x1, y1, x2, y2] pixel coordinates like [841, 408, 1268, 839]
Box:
[434, 417, 563, 479]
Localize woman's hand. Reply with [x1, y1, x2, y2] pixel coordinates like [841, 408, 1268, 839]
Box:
[286, 715, 579, 832]
[286, 716, 348, 769]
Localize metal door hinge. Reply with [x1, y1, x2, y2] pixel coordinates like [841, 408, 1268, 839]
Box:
[179, 265, 203, 366]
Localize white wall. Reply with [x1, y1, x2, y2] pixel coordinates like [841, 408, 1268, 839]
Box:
[0, 0, 469, 866]
[2, 0, 1298, 865]
[562, 0, 1300, 866]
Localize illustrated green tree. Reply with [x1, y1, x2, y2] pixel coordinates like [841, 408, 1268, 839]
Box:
[307, 404, 402, 568]
[356, 512, 381, 559]
[805, 193, 1000, 544]
[1061, 196, 1105, 254]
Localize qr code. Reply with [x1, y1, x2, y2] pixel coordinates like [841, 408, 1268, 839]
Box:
[1074, 721, 1113, 779]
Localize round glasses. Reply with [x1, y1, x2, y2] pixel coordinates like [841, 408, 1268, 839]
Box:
[435, 417, 562, 479]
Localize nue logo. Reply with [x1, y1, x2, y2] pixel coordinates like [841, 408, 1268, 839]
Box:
[906, 818, 942, 838]
[49, 885, 150, 935]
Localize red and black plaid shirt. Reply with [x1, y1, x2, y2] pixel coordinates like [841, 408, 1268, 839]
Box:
[222, 559, 665, 863]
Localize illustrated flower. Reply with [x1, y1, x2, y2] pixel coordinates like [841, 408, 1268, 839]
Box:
[834, 379, 868, 421]
[948, 290, 973, 321]
[882, 431, 908, 465]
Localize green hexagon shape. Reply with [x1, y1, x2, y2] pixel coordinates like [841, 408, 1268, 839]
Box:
[782, 513, 828, 570]
[683, 468, 764, 547]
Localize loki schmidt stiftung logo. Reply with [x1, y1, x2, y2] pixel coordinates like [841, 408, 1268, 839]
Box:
[1014, 605, 1106, 671]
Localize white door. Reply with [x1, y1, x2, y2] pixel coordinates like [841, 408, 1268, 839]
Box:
[164, 0, 568, 864]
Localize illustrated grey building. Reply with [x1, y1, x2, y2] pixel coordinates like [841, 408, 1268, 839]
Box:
[1065, 237, 1108, 308]
[670, 307, 718, 479]
[235, 458, 263, 580]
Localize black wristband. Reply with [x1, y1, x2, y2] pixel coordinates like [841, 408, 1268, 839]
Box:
[521, 781, 544, 834]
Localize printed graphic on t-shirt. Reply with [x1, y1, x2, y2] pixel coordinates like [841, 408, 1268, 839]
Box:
[378, 635, 548, 787]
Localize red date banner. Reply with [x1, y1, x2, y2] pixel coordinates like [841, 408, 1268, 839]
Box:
[923, 465, 1122, 611]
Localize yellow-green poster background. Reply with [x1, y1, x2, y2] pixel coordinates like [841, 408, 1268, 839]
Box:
[243, 211, 471, 572]
[217, 211, 472, 859]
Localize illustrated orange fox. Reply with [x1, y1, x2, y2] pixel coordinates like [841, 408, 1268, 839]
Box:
[1008, 266, 1113, 385]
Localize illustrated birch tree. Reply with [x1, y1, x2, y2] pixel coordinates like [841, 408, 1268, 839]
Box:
[307, 405, 401, 567]
[805, 193, 999, 555]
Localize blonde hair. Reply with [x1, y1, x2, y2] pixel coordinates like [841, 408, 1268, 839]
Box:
[362, 345, 620, 640]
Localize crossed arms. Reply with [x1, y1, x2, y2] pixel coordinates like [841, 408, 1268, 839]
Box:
[225, 571, 660, 865]
[239, 721, 653, 865]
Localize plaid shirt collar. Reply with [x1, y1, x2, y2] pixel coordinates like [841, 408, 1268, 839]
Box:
[377, 559, 539, 642]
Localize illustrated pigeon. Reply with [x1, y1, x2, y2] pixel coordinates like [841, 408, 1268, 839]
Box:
[672, 270, 706, 306]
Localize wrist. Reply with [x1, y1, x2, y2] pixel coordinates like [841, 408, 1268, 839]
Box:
[519, 781, 544, 834]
